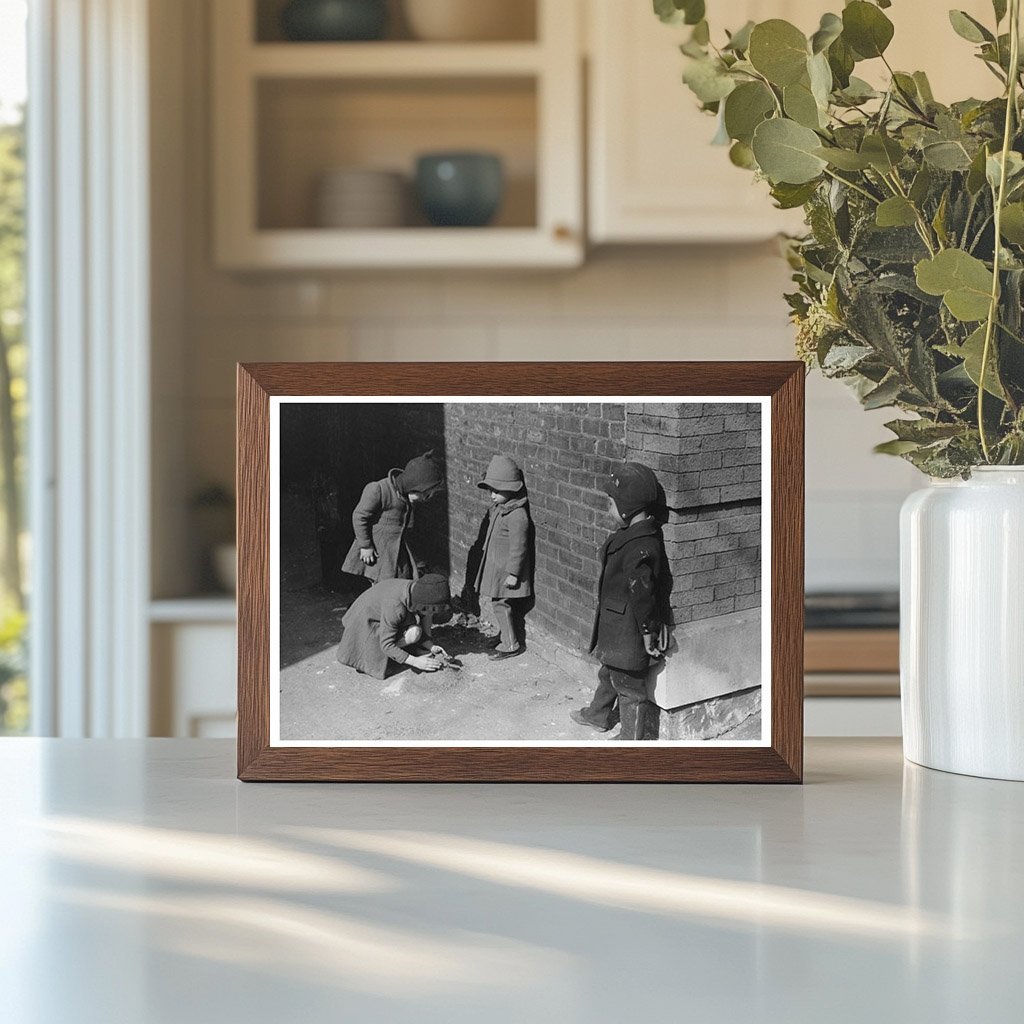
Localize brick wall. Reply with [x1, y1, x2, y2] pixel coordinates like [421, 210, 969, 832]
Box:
[441, 402, 627, 642]
[375, 400, 763, 653]
[624, 403, 762, 630]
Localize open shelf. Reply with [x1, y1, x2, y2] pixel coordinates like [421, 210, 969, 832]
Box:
[257, 76, 538, 232]
[254, 0, 539, 44]
[212, 0, 582, 268]
[249, 41, 544, 77]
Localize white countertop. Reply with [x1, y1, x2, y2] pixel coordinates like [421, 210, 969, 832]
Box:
[1, 738, 1021, 1023]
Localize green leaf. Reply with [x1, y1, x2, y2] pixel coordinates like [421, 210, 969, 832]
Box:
[913, 71, 935, 104]
[751, 118, 828, 184]
[939, 325, 1006, 398]
[986, 150, 1024, 191]
[827, 36, 856, 88]
[875, 439, 923, 456]
[724, 20, 755, 53]
[993, 0, 1008, 24]
[967, 144, 991, 194]
[808, 51, 833, 108]
[885, 418, 963, 443]
[842, 1, 895, 59]
[810, 12, 843, 54]
[723, 81, 775, 144]
[923, 140, 973, 171]
[876, 197, 918, 228]
[909, 164, 933, 205]
[653, 0, 705, 26]
[862, 374, 903, 409]
[771, 180, 820, 209]
[837, 76, 879, 104]
[784, 80, 825, 129]
[932, 190, 950, 247]
[748, 20, 809, 86]
[682, 57, 736, 104]
[915, 249, 994, 322]
[814, 146, 872, 170]
[729, 140, 757, 169]
[861, 133, 904, 173]
[1000, 203, 1024, 244]
[948, 10, 994, 44]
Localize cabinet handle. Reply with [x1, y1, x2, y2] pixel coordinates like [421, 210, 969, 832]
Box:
[553, 224, 574, 241]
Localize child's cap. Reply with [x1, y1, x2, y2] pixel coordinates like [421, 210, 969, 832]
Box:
[402, 450, 445, 494]
[601, 462, 659, 520]
[477, 454, 525, 493]
[410, 573, 451, 613]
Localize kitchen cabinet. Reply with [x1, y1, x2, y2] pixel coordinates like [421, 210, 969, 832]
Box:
[586, 0, 999, 244]
[211, 0, 583, 269]
[587, 0, 813, 243]
[150, 600, 237, 737]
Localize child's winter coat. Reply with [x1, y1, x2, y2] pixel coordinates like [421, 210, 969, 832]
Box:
[588, 518, 665, 672]
[341, 470, 415, 582]
[336, 578, 419, 679]
[474, 496, 533, 600]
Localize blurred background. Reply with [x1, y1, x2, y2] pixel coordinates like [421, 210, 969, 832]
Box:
[0, 0, 998, 740]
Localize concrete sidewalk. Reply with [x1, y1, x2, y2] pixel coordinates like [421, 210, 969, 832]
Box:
[279, 610, 617, 743]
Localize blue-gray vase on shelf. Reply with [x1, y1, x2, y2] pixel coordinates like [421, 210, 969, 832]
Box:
[415, 152, 505, 228]
[280, 0, 388, 42]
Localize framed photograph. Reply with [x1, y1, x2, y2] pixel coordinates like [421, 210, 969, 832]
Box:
[237, 362, 803, 782]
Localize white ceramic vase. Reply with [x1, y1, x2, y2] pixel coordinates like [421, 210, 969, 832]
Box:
[900, 467, 1024, 780]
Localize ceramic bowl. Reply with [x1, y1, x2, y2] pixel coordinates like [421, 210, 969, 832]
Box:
[403, 0, 534, 42]
[281, 0, 388, 42]
[415, 152, 504, 228]
[316, 168, 407, 228]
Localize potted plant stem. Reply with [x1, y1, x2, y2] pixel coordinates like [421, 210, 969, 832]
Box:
[658, 0, 1024, 779]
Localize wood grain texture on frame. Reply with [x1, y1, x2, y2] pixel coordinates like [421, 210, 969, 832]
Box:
[237, 362, 804, 783]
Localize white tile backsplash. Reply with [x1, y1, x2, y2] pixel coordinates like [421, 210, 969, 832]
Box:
[180, 250, 919, 593]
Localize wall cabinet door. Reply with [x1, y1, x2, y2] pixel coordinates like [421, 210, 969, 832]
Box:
[586, 0, 997, 244]
[587, 0, 811, 243]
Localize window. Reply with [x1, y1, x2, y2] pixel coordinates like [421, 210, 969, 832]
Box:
[0, 0, 28, 734]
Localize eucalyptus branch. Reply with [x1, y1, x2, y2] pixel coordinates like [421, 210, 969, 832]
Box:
[978, 0, 1021, 462]
[822, 167, 881, 205]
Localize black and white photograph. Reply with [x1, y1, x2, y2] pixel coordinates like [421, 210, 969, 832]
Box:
[269, 397, 769, 746]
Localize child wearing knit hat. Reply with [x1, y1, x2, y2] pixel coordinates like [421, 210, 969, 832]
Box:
[474, 454, 533, 660]
[336, 573, 452, 678]
[571, 462, 667, 741]
[341, 450, 445, 583]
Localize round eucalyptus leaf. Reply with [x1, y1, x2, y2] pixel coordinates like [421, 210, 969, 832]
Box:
[682, 57, 736, 104]
[807, 52, 833, 108]
[729, 141, 758, 170]
[784, 81, 824, 129]
[813, 146, 872, 171]
[842, 1, 894, 59]
[724, 20, 755, 53]
[748, 20, 809, 86]
[948, 10, 994, 44]
[923, 142, 972, 172]
[1000, 203, 1024, 245]
[860, 133, 904, 173]
[810, 13, 843, 55]
[915, 249, 994, 322]
[752, 118, 827, 184]
[723, 81, 775, 144]
[875, 197, 918, 228]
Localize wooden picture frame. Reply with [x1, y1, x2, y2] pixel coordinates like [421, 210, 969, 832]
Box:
[237, 362, 804, 782]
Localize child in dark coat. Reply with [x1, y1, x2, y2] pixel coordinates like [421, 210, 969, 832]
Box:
[475, 455, 533, 660]
[336, 573, 451, 679]
[341, 450, 444, 583]
[571, 462, 666, 741]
